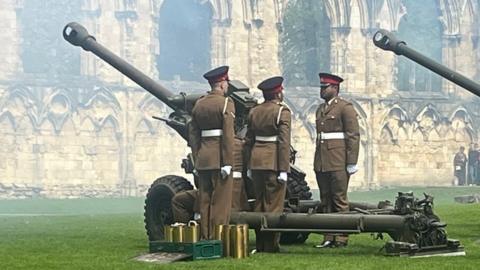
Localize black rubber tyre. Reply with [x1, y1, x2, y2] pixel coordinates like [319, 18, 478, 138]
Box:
[286, 176, 312, 201]
[280, 175, 312, 244]
[144, 175, 193, 241]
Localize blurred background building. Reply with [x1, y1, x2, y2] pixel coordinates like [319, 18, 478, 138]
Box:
[1, 0, 479, 198]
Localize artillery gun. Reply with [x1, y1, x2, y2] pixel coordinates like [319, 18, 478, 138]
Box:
[62, 22, 312, 244]
[63, 22, 464, 256]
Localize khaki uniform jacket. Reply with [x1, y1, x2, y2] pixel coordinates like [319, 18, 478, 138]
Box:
[189, 90, 235, 170]
[314, 97, 360, 172]
[244, 100, 291, 172]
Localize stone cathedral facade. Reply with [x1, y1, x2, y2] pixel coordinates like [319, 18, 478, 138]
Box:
[1, 0, 480, 198]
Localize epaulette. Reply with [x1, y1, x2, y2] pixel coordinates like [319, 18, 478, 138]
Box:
[276, 102, 291, 125]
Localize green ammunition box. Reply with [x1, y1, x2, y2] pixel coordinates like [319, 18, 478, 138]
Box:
[149, 240, 223, 260]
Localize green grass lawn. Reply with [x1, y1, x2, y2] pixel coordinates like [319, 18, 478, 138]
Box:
[0, 187, 479, 269]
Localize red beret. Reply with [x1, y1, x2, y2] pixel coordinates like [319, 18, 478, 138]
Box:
[257, 76, 284, 94]
[203, 66, 229, 83]
[319, 73, 343, 86]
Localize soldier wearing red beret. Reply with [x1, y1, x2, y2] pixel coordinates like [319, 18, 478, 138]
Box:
[314, 73, 360, 248]
[244, 76, 291, 253]
[188, 65, 235, 239]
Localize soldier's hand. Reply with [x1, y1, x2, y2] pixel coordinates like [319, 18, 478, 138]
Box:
[247, 169, 252, 179]
[346, 164, 358, 175]
[193, 169, 199, 177]
[221, 165, 232, 179]
[277, 172, 288, 183]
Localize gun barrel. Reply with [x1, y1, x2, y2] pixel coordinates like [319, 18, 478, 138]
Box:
[373, 29, 480, 97]
[230, 211, 406, 234]
[63, 22, 176, 110]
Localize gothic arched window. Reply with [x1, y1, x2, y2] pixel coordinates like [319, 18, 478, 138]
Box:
[396, 0, 443, 92]
[281, 0, 331, 87]
[157, 0, 213, 82]
[19, 0, 82, 76]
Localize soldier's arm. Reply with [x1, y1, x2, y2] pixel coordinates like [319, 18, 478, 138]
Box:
[221, 98, 235, 166]
[278, 108, 291, 172]
[342, 103, 360, 164]
[243, 110, 255, 168]
[188, 113, 201, 162]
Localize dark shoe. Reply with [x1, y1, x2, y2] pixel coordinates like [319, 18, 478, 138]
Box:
[314, 240, 335, 248]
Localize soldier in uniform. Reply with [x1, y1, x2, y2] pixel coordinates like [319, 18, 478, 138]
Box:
[232, 136, 250, 211]
[172, 189, 198, 223]
[188, 65, 235, 239]
[244, 76, 291, 253]
[313, 73, 360, 248]
[171, 136, 250, 224]
[454, 146, 467, 186]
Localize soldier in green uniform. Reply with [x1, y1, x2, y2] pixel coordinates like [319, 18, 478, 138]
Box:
[188, 66, 235, 240]
[313, 73, 360, 248]
[244, 76, 291, 253]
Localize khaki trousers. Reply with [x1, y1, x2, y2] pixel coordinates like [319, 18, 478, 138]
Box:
[315, 170, 350, 243]
[198, 170, 233, 240]
[252, 170, 286, 252]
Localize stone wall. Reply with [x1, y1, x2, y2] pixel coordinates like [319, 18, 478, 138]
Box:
[1, 0, 480, 198]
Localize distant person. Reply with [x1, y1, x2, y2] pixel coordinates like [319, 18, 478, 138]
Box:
[454, 146, 467, 186]
[467, 143, 478, 185]
[476, 153, 480, 185]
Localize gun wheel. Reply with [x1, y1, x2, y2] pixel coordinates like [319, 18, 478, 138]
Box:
[144, 175, 193, 241]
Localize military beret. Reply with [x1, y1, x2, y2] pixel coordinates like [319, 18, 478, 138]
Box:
[257, 76, 284, 94]
[203, 66, 229, 83]
[319, 73, 344, 87]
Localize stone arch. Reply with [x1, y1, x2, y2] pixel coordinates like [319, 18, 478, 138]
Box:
[438, 0, 460, 35]
[44, 89, 74, 134]
[1, 86, 37, 131]
[156, 0, 214, 82]
[98, 115, 121, 135]
[82, 87, 121, 113]
[449, 107, 476, 142]
[351, 0, 370, 29]
[396, 0, 443, 92]
[280, 1, 331, 86]
[0, 111, 17, 131]
[413, 104, 442, 141]
[136, 118, 156, 136]
[79, 87, 121, 132]
[325, 0, 350, 28]
[137, 94, 171, 135]
[380, 104, 410, 142]
[208, 0, 231, 22]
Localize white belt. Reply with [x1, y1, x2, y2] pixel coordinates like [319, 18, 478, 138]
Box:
[319, 132, 345, 140]
[232, 171, 242, 178]
[201, 129, 223, 137]
[255, 135, 278, 142]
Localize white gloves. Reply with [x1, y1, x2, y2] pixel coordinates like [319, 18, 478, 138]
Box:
[346, 164, 358, 175]
[247, 169, 252, 179]
[277, 172, 288, 183]
[192, 169, 199, 177]
[221, 165, 232, 179]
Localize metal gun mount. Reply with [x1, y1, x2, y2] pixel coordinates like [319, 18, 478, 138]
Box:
[232, 192, 464, 257]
